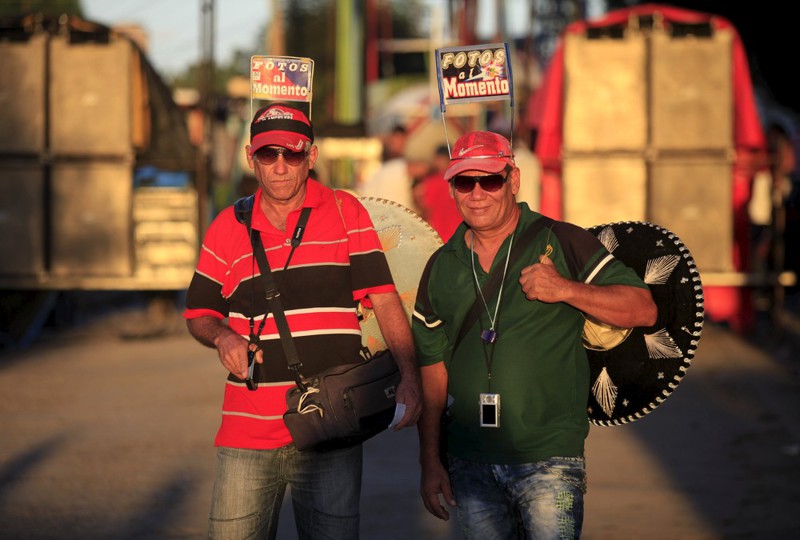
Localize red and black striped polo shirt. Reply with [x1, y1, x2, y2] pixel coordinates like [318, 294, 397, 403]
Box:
[184, 179, 395, 449]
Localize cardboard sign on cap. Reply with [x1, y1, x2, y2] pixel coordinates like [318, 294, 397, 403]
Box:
[433, 42, 515, 156]
[435, 43, 513, 113]
[250, 55, 314, 119]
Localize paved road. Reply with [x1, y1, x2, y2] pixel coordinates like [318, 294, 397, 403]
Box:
[1, 311, 799, 539]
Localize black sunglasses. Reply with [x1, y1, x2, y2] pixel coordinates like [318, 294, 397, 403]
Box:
[254, 146, 309, 166]
[450, 172, 509, 193]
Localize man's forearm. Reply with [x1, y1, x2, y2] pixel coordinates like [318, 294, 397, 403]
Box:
[186, 316, 237, 349]
[187, 316, 252, 379]
[369, 290, 422, 427]
[368, 292, 418, 378]
[418, 363, 448, 464]
[564, 283, 657, 328]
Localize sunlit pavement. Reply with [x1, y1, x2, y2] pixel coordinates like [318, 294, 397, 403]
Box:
[0, 315, 798, 539]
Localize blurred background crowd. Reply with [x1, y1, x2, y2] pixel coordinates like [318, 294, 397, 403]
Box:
[0, 0, 798, 345]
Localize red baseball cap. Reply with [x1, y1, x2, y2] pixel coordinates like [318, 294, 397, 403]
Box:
[444, 131, 514, 181]
[250, 102, 314, 156]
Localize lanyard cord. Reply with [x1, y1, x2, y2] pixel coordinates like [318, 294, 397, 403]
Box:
[470, 231, 514, 334]
[470, 232, 514, 391]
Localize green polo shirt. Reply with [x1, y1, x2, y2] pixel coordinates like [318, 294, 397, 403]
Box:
[412, 204, 648, 464]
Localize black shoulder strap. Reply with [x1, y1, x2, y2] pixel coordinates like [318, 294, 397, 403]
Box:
[234, 194, 255, 227]
[236, 195, 312, 389]
[452, 216, 554, 352]
[250, 223, 307, 378]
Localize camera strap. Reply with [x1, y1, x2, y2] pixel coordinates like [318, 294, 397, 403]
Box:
[236, 195, 312, 390]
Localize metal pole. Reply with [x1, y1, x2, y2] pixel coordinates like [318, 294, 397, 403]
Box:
[268, 0, 285, 56]
[334, 0, 362, 126]
[197, 0, 215, 233]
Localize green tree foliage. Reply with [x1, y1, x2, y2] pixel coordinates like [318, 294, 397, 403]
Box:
[0, 0, 83, 17]
[167, 0, 425, 129]
[170, 48, 251, 96]
[281, 0, 425, 128]
[283, 0, 336, 127]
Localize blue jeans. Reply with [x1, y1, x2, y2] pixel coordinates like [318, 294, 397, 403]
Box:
[448, 455, 586, 540]
[208, 443, 363, 540]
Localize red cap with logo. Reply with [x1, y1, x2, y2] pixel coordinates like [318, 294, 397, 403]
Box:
[250, 102, 314, 156]
[444, 131, 514, 181]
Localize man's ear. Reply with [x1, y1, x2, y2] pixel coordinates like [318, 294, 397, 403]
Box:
[245, 144, 254, 170]
[307, 145, 319, 169]
[510, 166, 521, 196]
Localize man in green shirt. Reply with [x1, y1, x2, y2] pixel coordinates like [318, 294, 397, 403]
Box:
[413, 130, 657, 539]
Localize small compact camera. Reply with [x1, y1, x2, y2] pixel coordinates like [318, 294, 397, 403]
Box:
[245, 349, 257, 391]
[479, 393, 500, 428]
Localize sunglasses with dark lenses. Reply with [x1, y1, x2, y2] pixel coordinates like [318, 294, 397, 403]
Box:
[450, 173, 508, 193]
[254, 146, 309, 166]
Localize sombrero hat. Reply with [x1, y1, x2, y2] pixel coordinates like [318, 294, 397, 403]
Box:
[584, 221, 704, 426]
[357, 197, 444, 353]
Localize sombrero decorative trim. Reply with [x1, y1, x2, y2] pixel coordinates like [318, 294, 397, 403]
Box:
[357, 197, 444, 354]
[585, 221, 704, 426]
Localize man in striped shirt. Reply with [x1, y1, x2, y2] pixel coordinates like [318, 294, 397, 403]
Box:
[184, 102, 420, 539]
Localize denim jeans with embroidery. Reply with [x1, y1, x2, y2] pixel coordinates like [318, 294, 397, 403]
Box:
[208, 443, 362, 540]
[448, 455, 587, 539]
